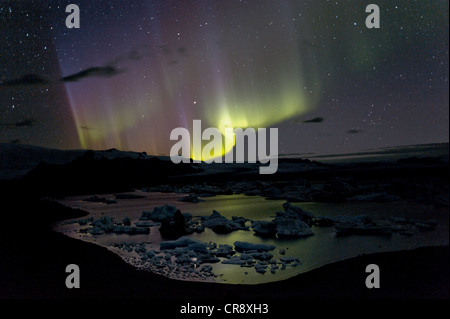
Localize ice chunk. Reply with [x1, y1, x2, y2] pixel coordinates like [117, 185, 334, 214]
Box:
[160, 236, 208, 250]
[140, 205, 180, 221]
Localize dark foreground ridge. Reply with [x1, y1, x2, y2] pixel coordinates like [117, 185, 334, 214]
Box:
[0, 199, 448, 300]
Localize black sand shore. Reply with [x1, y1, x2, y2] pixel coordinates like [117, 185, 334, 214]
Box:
[0, 199, 448, 302]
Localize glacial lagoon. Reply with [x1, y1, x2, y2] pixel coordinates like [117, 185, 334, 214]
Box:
[54, 191, 449, 284]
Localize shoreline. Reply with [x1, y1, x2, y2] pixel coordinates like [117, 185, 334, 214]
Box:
[54, 192, 449, 285]
[0, 199, 448, 300]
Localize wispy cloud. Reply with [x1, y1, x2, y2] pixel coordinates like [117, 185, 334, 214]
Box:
[0, 118, 36, 128]
[2, 74, 49, 86]
[62, 66, 123, 82]
[301, 117, 324, 123]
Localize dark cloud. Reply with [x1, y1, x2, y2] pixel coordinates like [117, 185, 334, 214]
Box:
[302, 117, 324, 123]
[62, 46, 150, 83]
[62, 66, 123, 82]
[2, 66, 123, 86]
[4, 46, 139, 87]
[80, 125, 94, 131]
[15, 119, 36, 127]
[1, 119, 36, 128]
[178, 47, 187, 55]
[347, 129, 363, 134]
[2, 74, 49, 86]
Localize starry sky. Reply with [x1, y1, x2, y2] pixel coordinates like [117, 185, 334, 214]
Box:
[0, 0, 448, 158]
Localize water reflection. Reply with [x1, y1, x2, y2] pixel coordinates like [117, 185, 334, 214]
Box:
[55, 192, 448, 284]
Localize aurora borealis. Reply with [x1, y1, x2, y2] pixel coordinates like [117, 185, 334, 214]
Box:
[1, 0, 448, 158]
[61, 0, 320, 159]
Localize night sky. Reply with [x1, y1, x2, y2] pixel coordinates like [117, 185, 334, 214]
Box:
[0, 0, 448, 158]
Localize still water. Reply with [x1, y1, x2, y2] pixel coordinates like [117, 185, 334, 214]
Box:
[54, 191, 448, 284]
